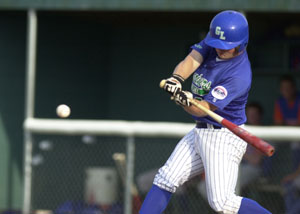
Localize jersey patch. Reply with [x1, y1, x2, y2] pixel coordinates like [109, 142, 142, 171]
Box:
[191, 73, 211, 96]
[211, 86, 227, 100]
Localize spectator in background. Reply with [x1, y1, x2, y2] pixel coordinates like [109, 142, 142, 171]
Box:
[240, 102, 265, 192]
[274, 74, 300, 214]
[273, 75, 300, 170]
[274, 74, 300, 126]
[246, 102, 264, 125]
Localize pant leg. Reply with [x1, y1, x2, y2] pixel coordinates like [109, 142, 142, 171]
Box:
[195, 128, 247, 214]
[154, 129, 204, 193]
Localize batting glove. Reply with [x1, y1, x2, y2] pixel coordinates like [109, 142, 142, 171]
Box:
[172, 90, 193, 107]
[164, 74, 185, 96]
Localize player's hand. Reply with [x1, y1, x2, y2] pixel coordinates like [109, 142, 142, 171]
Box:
[164, 74, 185, 96]
[172, 90, 193, 107]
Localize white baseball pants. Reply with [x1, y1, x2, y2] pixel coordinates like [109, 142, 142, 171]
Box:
[153, 127, 247, 214]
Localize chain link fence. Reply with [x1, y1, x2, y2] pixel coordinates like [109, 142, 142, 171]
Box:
[25, 131, 299, 214]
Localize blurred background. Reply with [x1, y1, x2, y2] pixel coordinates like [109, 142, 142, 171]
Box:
[1, 0, 300, 214]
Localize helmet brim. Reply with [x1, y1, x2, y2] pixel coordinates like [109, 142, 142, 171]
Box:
[204, 34, 241, 50]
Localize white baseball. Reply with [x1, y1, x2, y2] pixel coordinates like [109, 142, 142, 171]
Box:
[56, 104, 71, 118]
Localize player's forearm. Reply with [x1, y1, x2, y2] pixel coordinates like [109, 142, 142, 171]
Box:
[183, 105, 208, 117]
[173, 59, 196, 80]
[173, 50, 202, 80]
[183, 100, 217, 117]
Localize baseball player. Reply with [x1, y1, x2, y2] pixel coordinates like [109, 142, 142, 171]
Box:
[139, 10, 271, 214]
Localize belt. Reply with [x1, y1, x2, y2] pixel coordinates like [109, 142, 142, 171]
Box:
[196, 122, 222, 129]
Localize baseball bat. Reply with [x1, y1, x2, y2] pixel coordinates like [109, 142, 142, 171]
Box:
[112, 153, 140, 196]
[160, 79, 275, 157]
[112, 153, 142, 214]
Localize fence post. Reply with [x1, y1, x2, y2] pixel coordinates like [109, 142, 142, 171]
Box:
[124, 136, 135, 214]
[23, 8, 38, 214]
[22, 132, 33, 214]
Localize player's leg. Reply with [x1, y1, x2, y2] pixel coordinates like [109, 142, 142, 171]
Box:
[139, 184, 172, 214]
[197, 128, 243, 213]
[139, 129, 204, 214]
[238, 198, 271, 214]
[195, 128, 271, 214]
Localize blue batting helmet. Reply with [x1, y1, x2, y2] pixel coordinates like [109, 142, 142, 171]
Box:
[205, 10, 249, 52]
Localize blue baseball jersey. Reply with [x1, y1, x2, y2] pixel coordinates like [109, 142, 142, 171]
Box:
[190, 40, 252, 126]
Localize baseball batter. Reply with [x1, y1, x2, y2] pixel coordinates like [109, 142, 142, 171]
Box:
[139, 10, 271, 214]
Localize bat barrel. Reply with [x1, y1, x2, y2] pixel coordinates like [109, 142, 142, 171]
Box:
[223, 120, 275, 157]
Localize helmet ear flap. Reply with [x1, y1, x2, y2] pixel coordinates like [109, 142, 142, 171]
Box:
[238, 42, 248, 52]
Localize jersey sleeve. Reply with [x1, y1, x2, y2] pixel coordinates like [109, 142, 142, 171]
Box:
[190, 40, 211, 59]
[204, 77, 250, 110]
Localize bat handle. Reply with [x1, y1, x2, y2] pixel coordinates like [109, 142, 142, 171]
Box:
[159, 79, 166, 88]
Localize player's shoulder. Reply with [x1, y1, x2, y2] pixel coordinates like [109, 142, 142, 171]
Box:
[234, 50, 251, 65]
[225, 58, 252, 87]
[190, 39, 214, 59]
[191, 39, 210, 50]
[232, 51, 252, 75]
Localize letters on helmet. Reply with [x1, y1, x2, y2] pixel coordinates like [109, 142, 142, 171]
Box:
[215, 26, 226, 40]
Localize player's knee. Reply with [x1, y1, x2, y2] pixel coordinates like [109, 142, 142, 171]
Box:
[208, 195, 239, 214]
[209, 204, 232, 214]
[153, 167, 179, 193]
[208, 198, 226, 213]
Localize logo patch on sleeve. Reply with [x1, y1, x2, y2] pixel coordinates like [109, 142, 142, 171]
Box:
[211, 86, 227, 100]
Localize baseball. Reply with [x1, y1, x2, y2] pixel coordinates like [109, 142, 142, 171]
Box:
[56, 104, 71, 118]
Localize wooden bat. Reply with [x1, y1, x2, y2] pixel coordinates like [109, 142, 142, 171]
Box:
[160, 79, 275, 157]
[112, 153, 142, 214]
[112, 153, 140, 196]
